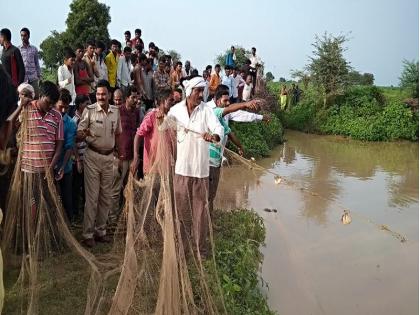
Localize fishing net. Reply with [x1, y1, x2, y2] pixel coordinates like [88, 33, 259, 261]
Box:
[95, 117, 227, 314]
[2, 106, 229, 314]
[2, 106, 105, 314]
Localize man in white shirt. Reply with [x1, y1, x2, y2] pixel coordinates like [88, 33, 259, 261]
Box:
[159, 76, 224, 257]
[247, 47, 262, 96]
[181, 60, 193, 78]
[207, 84, 268, 125]
[221, 65, 234, 100]
[117, 46, 133, 97]
[94, 40, 108, 84]
[230, 66, 245, 103]
[57, 49, 76, 106]
[242, 74, 253, 102]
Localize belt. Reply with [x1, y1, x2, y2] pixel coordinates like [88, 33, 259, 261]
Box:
[88, 145, 114, 156]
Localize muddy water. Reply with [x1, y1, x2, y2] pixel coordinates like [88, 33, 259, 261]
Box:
[214, 130, 419, 315]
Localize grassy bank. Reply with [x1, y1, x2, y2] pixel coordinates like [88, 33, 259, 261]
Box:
[4, 209, 273, 314]
[270, 82, 418, 141]
[208, 209, 275, 315]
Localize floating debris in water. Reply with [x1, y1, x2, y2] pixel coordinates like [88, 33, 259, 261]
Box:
[380, 224, 407, 242]
[263, 208, 278, 213]
[341, 210, 352, 225]
[380, 224, 390, 231]
[274, 176, 282, 185]
[250, 157, 256, 162]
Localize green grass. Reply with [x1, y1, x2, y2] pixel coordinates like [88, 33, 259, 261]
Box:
[378, 86, 412, 103]
[206, 209, 275, 315]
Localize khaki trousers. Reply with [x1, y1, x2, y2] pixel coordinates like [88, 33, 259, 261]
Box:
[173, 174, 209, 255]
[110, 159, 131, 217]
[82, 148, 113, 239]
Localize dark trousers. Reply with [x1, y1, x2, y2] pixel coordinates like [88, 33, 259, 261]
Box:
[249, 67, 257, 95]
[72, 164, 85, 219]
[143, 99, 154, 112]
[230, 97, 238, 104]
[59, 172, 73, 222]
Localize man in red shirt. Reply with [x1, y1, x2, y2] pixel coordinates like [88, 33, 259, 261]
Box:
[131, 29, 144, 53]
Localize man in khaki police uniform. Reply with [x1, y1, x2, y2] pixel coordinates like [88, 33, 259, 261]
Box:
[77, 80, 121, 247]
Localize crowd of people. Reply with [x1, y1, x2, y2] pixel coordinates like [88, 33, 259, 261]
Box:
[0, 26, 270, 254]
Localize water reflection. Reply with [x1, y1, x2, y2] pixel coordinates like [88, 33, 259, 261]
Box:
[215, 130, 418, 223]
[281, 131, 419, 209]
[215, 130, 418, 315]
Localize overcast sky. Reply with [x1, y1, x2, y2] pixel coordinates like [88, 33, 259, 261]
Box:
[1, 0, 418, 85]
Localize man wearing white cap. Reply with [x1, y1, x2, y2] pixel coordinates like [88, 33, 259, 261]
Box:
[159, 76, 224, 257]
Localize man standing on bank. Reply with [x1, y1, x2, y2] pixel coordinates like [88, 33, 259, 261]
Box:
[159, 77, 224, 257]
[77, 80, 121, 248]
[19, 28, 41, 98]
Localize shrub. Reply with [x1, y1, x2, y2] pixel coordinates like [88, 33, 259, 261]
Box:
[282, 84, 418, 141]
[210, 209, 275, 315]
[379, 101, 419, 141]
[229, 114, 283, 157]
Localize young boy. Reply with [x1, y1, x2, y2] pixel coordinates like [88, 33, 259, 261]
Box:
[242, 74, 253, 102]
[72, 94, 91, 220]
[55, 88, 77, 222]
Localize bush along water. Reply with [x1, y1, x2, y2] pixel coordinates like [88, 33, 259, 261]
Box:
[228, 80, 285, 157]
[206, 209, 275, 315]
[229, 115, 283, 157]
[279, 85, 419, 141]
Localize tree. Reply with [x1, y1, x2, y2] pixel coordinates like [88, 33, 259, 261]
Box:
[306, 32, 352, 104]
[347, 71, 374, 86]
[290, 69, 311, 89]
[65, 0, 110, 47]
[399, 59, 419, 98]
[39, 0, 111, 71]
[39, 31, 66, 70]
[265, 72, 274, 82]
[279, 77, 286, 83]
[361, 73, 374, 85]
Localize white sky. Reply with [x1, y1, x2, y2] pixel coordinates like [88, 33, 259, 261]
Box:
[1, 0, 419, 85]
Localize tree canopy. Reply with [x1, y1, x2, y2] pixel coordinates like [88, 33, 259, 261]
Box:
[40, 0, 111, 70]
[347, 71, 375, 86]
[399, 59, 419, 98]
[265, 72, 274, 82]
[306, 32, 352, 99]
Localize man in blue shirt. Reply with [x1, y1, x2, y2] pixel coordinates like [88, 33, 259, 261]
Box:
[56, 88, 77, 223]
[208, 85, 260, 214]
[225, 46, 236, 68]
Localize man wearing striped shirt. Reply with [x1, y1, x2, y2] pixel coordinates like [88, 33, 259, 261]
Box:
[20, 82, 63, 174]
